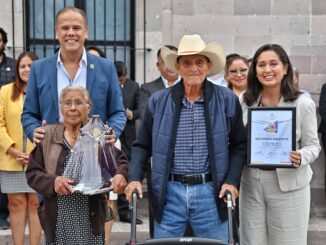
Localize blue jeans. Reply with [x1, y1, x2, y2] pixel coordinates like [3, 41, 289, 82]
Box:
[154, 181, 228, 243]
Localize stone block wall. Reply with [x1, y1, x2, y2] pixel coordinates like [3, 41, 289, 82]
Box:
[136, 0, 326, 107]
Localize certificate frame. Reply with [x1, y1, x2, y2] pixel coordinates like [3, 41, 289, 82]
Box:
[247, 107, 296, 168]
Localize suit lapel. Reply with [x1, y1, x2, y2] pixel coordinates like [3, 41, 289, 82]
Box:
[49, 54, 59, 113]
[86, 54, 96, 94]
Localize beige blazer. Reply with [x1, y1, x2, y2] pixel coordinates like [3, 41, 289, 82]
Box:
[240, 94, 321, 192]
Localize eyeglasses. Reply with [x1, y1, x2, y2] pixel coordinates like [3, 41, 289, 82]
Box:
[62, 99, 87, 109]
[229, 68, 248, 76]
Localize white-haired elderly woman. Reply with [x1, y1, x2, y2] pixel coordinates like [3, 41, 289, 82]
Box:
[125, 35, 246, 243]
[26, 86, 128, 245]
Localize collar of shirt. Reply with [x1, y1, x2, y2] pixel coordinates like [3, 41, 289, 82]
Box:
[182, 95, 204, 108]
[56, 48, 88, 69]
[161, 75, 181, 88]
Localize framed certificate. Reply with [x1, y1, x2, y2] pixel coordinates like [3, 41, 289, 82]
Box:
[247, 107, 296, 168]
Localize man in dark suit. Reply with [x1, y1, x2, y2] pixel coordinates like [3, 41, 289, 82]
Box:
[319, 83, 326, 195]
[114, 61, 142, 224]
[115, 61, 140, 160]
[139, 45, 179, 119]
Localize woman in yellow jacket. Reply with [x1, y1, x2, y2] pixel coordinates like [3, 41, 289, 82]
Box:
[0, 51, 41, 245]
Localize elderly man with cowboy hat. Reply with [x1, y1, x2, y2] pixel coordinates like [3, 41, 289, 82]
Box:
[125, 34, 246, 242]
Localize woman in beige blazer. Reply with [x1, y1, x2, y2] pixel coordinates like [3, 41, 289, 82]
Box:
[239, 44, 320, 245]
[0, 52, 41, 245]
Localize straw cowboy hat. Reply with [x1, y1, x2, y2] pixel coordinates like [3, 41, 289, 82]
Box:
[161, 34, 226, 77]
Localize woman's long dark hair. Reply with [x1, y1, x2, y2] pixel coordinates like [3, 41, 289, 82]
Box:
[11, 51, 38, 101]
[243, 44, 300, 106]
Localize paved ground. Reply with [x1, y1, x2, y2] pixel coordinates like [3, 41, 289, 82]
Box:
[1, 197, 326, 244]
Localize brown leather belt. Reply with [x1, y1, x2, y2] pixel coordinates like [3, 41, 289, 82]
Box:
[169, 173, 212, 185]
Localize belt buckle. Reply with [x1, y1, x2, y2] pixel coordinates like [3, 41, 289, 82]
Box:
[181, 175, 188, 184]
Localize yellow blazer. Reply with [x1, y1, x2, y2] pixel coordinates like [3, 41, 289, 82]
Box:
[0, 83, 34, 171]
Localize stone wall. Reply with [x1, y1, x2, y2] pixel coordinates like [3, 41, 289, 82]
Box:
[136, 0, 326, 106]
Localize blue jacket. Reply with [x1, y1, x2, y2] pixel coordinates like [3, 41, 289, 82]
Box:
[21, 53, 126, 141]
[129, 80, 246, 222]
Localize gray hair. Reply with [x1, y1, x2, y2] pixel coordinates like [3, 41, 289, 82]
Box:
[59, 86, 92, 106]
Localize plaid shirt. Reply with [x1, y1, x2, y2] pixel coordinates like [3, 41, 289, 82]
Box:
[171, 96, 210, 174]
[0, 54, 16, 87]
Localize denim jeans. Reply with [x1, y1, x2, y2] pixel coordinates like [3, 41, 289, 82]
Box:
[154, 181, 228, 243]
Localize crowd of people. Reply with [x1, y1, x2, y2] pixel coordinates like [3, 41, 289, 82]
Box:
[0, 6, 323, 245]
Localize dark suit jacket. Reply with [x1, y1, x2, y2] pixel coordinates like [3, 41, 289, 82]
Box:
[21, 53, 126, 141]
[139, 77, 165, 119]
[121, 78, 140, 159]
[319, 83, 326, 134]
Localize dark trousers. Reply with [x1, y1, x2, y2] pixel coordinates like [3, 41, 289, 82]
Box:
[322, 134, 326, 195]
[117, 193, 130, 217]
[0, 192, 9, 220]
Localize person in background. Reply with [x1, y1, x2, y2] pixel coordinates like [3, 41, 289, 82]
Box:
[292, 66, 311, 98]
[114, 61, 140, 161]
[125, 34, 246, 242]
[0, 27, 16, 87]
[0, 51, 41, 245]
[0, 27, 16, 230]
[225, 55, 249, 96]
[139, 45, 179, 119]
[240, 44, 320, 245]
[21, 6, 126, 146]
[209, 53, 241, 87]
[318, 83, 326, 196]
[87, 46, 106, 58]
[26, 86, 128, 245]
[114, 60, 142, 225]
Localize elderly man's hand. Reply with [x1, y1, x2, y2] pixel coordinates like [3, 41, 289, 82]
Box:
[219, 183, 238, 206]
[124, 181, 143, 202]
[54, 176, 74, 196]
[33, 120, 47, 144]
[110, 174, 127, 194]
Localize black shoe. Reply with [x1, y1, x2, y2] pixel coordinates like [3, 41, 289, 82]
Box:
[119, 213, 143, 225]
[0, 219, 10, 230]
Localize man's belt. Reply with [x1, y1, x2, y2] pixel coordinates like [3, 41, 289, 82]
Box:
[168, 173, 212, 185]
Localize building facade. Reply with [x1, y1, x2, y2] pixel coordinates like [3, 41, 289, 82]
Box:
[1, 0, 325, 216]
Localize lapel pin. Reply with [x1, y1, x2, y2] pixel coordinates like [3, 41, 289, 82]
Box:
[90, 64, 95, 69]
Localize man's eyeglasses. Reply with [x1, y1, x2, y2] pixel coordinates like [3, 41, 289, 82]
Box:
[229, 68, 248, 76]
[62, 99, 87, 109]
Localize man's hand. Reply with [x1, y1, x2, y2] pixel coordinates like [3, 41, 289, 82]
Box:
[110, 174, 127, 194]
[124, 181, 143, 202]
[219, 183, 238, 206]
[126, 108, 133, 120]
[54, 176, 74, 195]
[33, 120, 47, 144]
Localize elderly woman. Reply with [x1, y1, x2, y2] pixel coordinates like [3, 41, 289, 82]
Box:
[125, 35, 246, 242]
[239, 44, 320, 245]
[0, 51, 41, 245]
[26, 86, 128, 245]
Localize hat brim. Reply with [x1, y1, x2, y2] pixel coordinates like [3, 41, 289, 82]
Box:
[161, 42, 225, 77]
